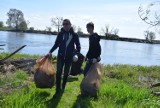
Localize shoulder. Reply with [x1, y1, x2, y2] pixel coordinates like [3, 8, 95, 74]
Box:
[58, 28, 65, 36]
[57, 32, 64, 38]
[93, 33, 100, 39]
[58, 28, 65, 35]
[72, 32, 79, 38]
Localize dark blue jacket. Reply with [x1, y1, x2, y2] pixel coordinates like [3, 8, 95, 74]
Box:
[50, 27, 81, 60]
[86, 33, 101, 59]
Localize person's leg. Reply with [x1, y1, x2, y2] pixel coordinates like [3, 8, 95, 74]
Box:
[55, 57, 64, 93]
[62, 60, 72, 90]
[83, 59, 92, 76]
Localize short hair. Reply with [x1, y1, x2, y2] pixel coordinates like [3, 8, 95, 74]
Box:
[63, 19, 71, 25]
[86, 22, 94, 29]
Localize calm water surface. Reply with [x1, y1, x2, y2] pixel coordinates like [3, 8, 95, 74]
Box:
[0, 31, 160, 66]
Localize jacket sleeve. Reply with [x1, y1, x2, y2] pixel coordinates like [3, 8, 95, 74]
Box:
[74, 33, 81, 54]
[86, 34, 101, 59]
[97, 36, 101, 58]
[49, 33, 61, 53]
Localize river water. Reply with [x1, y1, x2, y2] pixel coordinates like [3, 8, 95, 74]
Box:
[0, 31, 160, 66]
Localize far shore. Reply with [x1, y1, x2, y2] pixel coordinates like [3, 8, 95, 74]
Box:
[1, 28, 160, 44]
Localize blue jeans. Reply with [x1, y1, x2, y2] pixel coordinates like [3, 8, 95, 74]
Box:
[56, 56, 72, 92]
[83, 59, 93, 76]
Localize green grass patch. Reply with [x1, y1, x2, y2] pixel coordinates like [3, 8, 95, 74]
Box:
[0, 70, 27, 87]
[0, 53, 160, 107]
[0, 52, 39, 60]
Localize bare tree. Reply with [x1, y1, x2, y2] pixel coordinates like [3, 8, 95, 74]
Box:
[46, 27, 52, 32]
[72, 24, 76, 32]
[101, 24, 110, 37]
[144, 30, 150, 41]
[138, 1, 160, 26]
[101, 24, 119, 37]
[51, 17, 63, 32]
[113, 28, 119, 35]
[138, 1, 160, 36]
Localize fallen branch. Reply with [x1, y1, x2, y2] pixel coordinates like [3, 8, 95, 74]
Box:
[0, 45, 26, 64]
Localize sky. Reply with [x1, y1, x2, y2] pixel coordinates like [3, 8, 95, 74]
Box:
[0, 0, 159, 39]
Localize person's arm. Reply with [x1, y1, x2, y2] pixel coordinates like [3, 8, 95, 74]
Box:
[74, 33, 81, 54]
[49, 33, 61, 53]
[95, 35, 101, 58]
[89, 34, 101, 61]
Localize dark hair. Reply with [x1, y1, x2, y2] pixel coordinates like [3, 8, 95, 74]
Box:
[63, 19, 71, 25]
[86, 22, 94, 29]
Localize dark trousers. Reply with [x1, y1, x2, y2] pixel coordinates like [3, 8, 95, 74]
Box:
[83, 59, 92, 76]
[56, 57, 72, 92]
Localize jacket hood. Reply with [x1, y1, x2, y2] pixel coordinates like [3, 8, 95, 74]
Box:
[60, 27, 74, 33]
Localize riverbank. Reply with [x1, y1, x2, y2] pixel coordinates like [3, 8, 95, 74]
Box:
[0, 53, 160, 107]
[1, 28, 160, 44]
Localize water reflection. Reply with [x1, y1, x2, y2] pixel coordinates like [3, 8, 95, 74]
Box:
[6, 32, 25, 53]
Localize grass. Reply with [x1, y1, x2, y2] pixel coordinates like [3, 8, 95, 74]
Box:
[0, 27, 13, 31]
[0, 52, 39, 60]
[0, 53, 160, 108]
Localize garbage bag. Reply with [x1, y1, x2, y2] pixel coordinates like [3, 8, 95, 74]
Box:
[70, 53, 84, 76]
[34, 55, 56, 88]
[80, 63, 102, 97]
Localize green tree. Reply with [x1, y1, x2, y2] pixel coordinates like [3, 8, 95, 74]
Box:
[0, 21, 4, 28]
[19, 21, 28, 31]
[29, 27, 34, 31]
[144, 30, 156, 43]
[6, 9, 25, 30]
[148, 31, 156, 43]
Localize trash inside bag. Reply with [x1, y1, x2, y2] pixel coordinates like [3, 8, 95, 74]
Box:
[34, 55, 56, 88]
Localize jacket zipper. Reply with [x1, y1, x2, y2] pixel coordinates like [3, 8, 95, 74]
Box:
[64, 33, 67, 60]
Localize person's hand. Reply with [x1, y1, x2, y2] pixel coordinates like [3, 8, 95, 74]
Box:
[92, 58, 97, 63]
[73, 54, 78, 62]
[97, 57, 101, 62]
[84, 57, 88, 61]
[46, 52, 51, 57]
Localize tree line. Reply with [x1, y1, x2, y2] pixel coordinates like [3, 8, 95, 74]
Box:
[0, 8, 120, 38]
[0, 2, 160, 44]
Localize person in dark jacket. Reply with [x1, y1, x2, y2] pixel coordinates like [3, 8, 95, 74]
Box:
[83, 22, 101, 76]
[48, 19, 81, 97]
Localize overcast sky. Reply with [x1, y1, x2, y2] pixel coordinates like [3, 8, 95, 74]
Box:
[0, 0, 159, 39]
